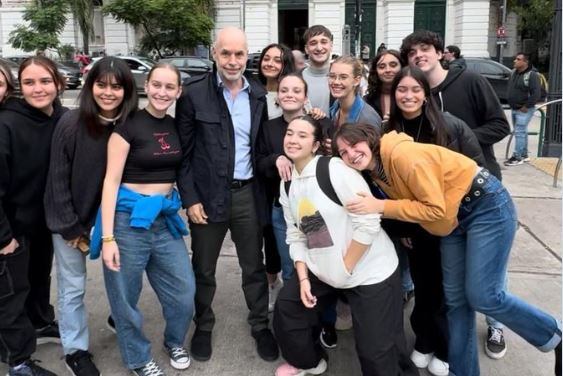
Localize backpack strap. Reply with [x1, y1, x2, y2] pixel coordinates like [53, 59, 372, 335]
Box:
[316, 156, 342, 206]
[283, 156, 342, 206]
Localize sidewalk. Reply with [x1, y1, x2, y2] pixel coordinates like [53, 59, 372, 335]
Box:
[1, 115, 561, 376]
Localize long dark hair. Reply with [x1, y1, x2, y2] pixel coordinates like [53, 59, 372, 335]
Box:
[386, 66, 448, 147]
[79, 57, 138, 137]
[0, 60, 16, 102]
[258, 43, 296, 86]
[365, 49, 403, 105]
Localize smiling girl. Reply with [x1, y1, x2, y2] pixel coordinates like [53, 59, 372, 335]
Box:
[328, 56, 381, 129]
[44, 56, 138, 375]
[272, 115, 416, 376]
[0, 56, 67, 376]
[364, 49, 403, 122]
[97, 63, 195, 376]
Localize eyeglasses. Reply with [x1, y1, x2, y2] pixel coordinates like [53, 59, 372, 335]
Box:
[328, 73, 352, 82]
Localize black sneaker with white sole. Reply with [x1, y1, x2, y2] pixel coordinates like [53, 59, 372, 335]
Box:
[485, 326, 507, 359]
[65, 350, 101, 376]
[36, 321, 61, 345]
[504, 157, 523, 166]
[131, 359, 165, 376]
[319, 325, 337, 349]
[164, 345, 191, 370]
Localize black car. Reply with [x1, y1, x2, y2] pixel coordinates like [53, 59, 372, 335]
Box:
[160, 56, 213, 76]
[5, 56, 81, 89]
[246, 53, 261, 78]
[464, 57, 512, 104]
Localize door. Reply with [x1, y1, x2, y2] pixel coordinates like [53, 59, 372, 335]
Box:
[345, 0, 376, 58]
[414, 0, 446, 39]
[278, 0, 308, 50]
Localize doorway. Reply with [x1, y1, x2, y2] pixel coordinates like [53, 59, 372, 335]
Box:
[278, 2, 308, 51]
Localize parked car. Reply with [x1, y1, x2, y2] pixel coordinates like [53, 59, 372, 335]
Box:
[4, 56, 81, 89]
[83, 56, 190, 92]
[464, 57, 512, 103]
[246, 52, 261, 78]
[159, 56, 213, 76]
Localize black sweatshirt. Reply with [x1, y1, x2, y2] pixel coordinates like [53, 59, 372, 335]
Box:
[0, 97, 67, 248]
[431, 67, 510, 180]
[44, 110, 114, 240]
[507, 66, 541, 110]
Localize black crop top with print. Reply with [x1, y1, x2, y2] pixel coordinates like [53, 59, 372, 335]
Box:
[114, 109, 182, 184]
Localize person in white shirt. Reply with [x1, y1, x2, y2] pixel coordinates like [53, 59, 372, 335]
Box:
[272, 115, 417, 376]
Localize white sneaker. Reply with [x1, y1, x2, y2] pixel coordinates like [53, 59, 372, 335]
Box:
[275, 358, 327, 376]
[268, 278, 283, 312]
[427, 356, 449, 376]
[410, 350, 433, 368]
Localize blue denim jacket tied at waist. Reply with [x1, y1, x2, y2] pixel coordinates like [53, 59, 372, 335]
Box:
[90, 185, 188, 259]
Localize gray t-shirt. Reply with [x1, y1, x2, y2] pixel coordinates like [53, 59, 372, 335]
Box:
[302, 63, 331, 114]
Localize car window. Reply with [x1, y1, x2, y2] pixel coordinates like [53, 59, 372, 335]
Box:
[122, 58, 142, 71]
[479, 62, 506, 75]
[139, 58, 155, 67]
[167, 59, 187, 67]
[188, 58, 208, 68]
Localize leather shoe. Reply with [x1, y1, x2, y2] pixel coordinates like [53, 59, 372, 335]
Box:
[190, 329, 212, 361]
[252, 328, 279, 361]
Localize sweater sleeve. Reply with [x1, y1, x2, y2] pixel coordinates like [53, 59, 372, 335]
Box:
[329, 159, 382, 245]
[0, 123, 14, 248]
[279, 179, 308, 265]
[256, 121, 282, 179]
[469, 75, 510, 146]
[382, 157, 447, 223]
[44, 112, 85, 240]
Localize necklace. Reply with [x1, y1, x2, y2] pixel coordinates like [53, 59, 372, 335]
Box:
[98, 113, 122, 123]
[401, 116, 424, 142]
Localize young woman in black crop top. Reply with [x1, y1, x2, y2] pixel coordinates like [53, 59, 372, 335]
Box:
[99, 63, 195, 375]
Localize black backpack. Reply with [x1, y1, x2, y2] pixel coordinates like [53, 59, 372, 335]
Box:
[283, 156, 342, 206]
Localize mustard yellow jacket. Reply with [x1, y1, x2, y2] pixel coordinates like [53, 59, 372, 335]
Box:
[375, 131, 478, 236]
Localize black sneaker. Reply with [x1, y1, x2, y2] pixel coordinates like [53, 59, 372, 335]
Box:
[504, 157, 523, 166]
[190, 329, 212, 361]
[164, 344, 191, 370]
[252, 328, 279, 362]
[485, 326, 507, 359]
[36, 321, 61, 345]
[555, 339, 562, 376]
[8, 359, 57, 376]
[106, 316, 116, 334]
[65, 350, 101, 376]
[319, 324, 337, 349]
[131, 359, 165, 376]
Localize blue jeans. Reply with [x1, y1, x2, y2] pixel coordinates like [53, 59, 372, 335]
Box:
[395, 241, 414, 293]
[511, 108, 535, 159]
[441, 170, 561, 376]
[103, 212, 195, 369]
[53, 234, 90, 355]
[272, 205, 294, 281]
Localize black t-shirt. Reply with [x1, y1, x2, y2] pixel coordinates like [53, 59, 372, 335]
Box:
[114, 109, 182, 184]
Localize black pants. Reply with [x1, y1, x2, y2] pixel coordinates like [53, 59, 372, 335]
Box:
[273, 269, 419, 376]
[0, 238, 37, 366]
[263, 224, 281, 275]
[25, 223, 55, 329]
[407, 226, 449, 362]
[190, 183, 269, 333]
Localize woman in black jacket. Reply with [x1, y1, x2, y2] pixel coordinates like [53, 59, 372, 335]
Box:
[44, 57, 138, 375]
[0, 56, 67, 376]
[381, 66, 484, 376]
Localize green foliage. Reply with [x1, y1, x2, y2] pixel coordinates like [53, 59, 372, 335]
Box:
[57, 43, 75, 59]
[103, 0, 214, 57]
[9, 0, 69, 53]
[508, 0, 554, 43]
[68, 0, 94, 54]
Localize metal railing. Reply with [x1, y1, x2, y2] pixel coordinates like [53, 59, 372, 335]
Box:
[504, 99, 563, 188]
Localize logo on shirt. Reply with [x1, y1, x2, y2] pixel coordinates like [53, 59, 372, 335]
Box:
[157, 135, 171, 151]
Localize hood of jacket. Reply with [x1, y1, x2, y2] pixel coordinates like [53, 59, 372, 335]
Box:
[379, 130, 413, 177]
[1, 96, 66, 124]
[432, 66, 466, 103]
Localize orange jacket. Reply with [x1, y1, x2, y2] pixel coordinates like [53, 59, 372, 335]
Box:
[374, 131, 477, 236]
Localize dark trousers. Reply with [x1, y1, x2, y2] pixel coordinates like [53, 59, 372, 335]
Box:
[407, 226, 449, 362]
[273, 269, 419, 376]
[25, 223, 55, 328]
[190, 182, 269, 333]
[263, 224, 281, 275]
[0, 238, 37, 366]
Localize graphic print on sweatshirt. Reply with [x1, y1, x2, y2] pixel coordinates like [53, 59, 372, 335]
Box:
[298, 198, 333, 249]
[153, 132, 179, 157]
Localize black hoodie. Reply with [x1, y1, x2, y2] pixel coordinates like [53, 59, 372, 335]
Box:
[0, 97, 67, 248]
[431, 67, 510, 179]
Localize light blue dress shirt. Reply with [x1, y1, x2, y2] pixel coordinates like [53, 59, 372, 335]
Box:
[217, 73, 253, 180]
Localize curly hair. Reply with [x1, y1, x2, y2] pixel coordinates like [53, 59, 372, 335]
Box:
[400, 30, 444, 64]
[365, 49, 403, 106]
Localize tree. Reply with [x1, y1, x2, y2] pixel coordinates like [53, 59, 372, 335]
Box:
[9, 0, 69, 54]
[103, 0, 214, 58]
[68, 0, 94, 55]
